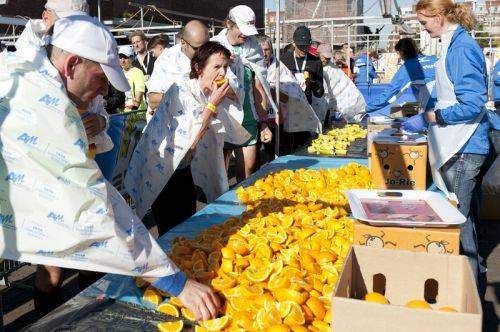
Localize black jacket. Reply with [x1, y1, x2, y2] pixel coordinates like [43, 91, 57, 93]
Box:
[104, 83, 125, 114]
[132, 52, 155, 76]
[280, 49, 324, 104]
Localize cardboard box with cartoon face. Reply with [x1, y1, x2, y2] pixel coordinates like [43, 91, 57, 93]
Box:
[369, 139, 428, 190]
[354, 221, 460, 255]
[332, 246, 482, 332]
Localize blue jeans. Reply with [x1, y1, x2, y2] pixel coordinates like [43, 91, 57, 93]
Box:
[441, 153, 487, 285]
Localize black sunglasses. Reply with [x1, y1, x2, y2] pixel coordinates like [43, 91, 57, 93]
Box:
[182, 38, 200, 51]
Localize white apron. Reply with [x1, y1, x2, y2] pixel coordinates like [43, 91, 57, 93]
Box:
[211, 30, 280, 123]
[266, 59, 321, 133]
[429, 26, 485, 197]
[124, 79, 250, 218]
[322, 63, 366, 122]
[0, 52, 174, 277]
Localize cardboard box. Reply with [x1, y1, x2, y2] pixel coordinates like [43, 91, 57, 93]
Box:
[369, 138, 428, 190]
[367, 120, 399, 137]
[353, 221, 460, 255]
[367, 121, 399, 157]
[390, 103, 420, 118]
[332, 246, 482, 332]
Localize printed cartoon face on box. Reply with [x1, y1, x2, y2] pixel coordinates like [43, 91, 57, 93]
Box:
[370, 143, 427, 190]
[358, 230, 398, 249]
[413, 234, 455, 254]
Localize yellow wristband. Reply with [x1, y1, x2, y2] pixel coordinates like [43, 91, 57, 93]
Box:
[206, 102, 217, 114]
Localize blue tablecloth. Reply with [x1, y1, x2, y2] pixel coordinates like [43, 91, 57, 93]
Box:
[81, 155, 368, 308]
[95, 116, 126, 181]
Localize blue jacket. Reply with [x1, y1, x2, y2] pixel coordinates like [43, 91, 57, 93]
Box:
[355, 53, 379, 85]
[367, 55, 438, 113]
[494, 60, 500, 103]
[435, 25, 490, 155]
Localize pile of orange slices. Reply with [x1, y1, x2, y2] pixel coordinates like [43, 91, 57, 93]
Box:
[140, 163, 372, 331]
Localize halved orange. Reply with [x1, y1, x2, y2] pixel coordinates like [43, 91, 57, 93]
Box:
[245, 266, 272, 282]
[241, 284, 264, 297]
[200, 315, 230, 331]
[211, 277, 237, 291]
[168, 297, 184, 308]
[157, 320, 183, 332]
[282, 301, 305, 325]
[306, 297, 325, 320]
[143, 288, 163, 306]
[254, 243, 273, 260]
[157, 303, 179, 317]
[181, 307, 196, 321]
[268, 274, 291, 291]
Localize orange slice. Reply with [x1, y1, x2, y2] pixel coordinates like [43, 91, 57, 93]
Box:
[157, 303, 179, 317]
[157, 320, 183, 332]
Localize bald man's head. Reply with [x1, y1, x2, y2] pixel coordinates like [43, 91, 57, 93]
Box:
[183, 20, 209, 47]
[180, 20, 210, 59]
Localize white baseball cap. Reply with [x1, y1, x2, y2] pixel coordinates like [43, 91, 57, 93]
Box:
[228, 5, 258, 36]
[45, 0, 89, 18]
[50, 16, 130, 92]
[118, 45, 134, 58]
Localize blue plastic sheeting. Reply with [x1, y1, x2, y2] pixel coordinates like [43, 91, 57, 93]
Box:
[82, 155, 368, 308]
[357, 83, 421, 116]
[95, 116, 126, 181]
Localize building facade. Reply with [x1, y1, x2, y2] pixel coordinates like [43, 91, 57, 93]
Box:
[283, 0, 364, 46]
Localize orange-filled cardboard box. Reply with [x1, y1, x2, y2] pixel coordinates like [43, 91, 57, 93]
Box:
[332, 246, 482, 332]
[353, 221, 460, 255]
[369, 136, 428, 190]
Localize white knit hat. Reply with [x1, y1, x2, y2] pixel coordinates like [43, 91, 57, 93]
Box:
[45, 0, 89, 18]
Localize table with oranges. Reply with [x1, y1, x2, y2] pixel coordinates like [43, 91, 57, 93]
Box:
[79, 155, 372, 331]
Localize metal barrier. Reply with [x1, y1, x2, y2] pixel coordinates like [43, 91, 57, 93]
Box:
[0, 260, 29, 288]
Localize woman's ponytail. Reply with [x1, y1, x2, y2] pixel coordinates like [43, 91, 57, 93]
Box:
[452, 2, 477, 31]
[416, 0, 477, 31]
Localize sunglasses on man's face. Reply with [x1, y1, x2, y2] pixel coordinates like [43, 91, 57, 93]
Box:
[297, 45, 309, 52]
[183, 39, 200, 51]
[119, 54, 129, 59]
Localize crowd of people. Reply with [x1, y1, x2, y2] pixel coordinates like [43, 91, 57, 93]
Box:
[0, 0, 498, 324]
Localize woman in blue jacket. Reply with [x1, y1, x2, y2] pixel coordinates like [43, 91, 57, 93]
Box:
[404, 0, 491, 288]
[366, 38, 438, 114]
[494, 60, 500, 106]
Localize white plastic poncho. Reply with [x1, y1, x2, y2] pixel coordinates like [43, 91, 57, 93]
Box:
[146, 44, 192, 95]
[322, 63, 366, 122]
[211, 30, 280, 119]
[15, 19, 113, 154]
[266, 58, 321, 133]
[0, 52, 175, 278]
[124, 79, 251, 219]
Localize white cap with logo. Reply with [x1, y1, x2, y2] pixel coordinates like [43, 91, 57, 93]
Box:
[50, 15, 130, 92]
[45, 0, 89, 18]
[228, 5, 258, 36]
[118, 45, 134, 58]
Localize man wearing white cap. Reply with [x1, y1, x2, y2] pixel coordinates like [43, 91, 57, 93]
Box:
[15, 0, 89, 66]
[0, 16, 220, 320]
[15, 0, 112, 160]
[212, 5, 274, 182]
